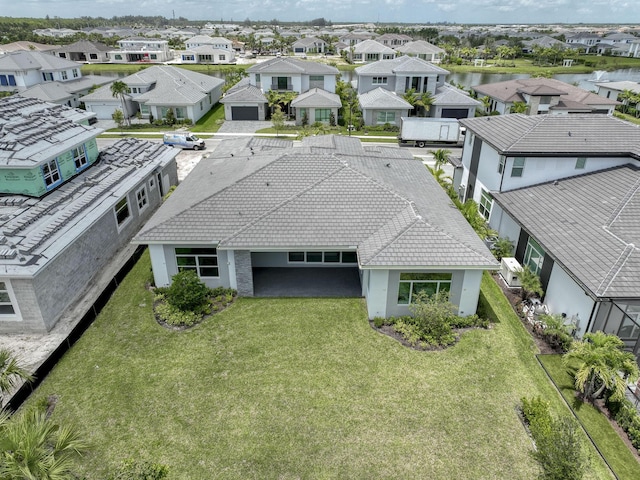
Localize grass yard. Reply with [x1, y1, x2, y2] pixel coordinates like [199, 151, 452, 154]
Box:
[105, 104, 225, 134]
[538, 355, 640, 479]
[26, 255, 613, 479]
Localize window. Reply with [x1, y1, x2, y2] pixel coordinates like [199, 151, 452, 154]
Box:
[309, 75, 324, 82]
[114, 196, 130, 226]
[73, 69, 79, 78]
[136, 186, 148, 211]
[0, 281, 16, 315]
[511, 157, 525, 177]
[72, 146, 87, 170]
[42, 72, 54, 81]
[219, 54, 226, 61]
[42, 159, 61, 189]
[200, 101, 203, 111]
[61, 70, 68, 80]
[498, 156, 505, 174]
[288, 251, 358, 264]
[372, 76, 388, 85]
[0, 75, 7, 86]
[175, 247, 219, 277]
[478, 189, 493, 221]
[523, 237, 544, 275]
[59, 52, 66, 58]
[539, 95, 552, 104]
[149, 176, 156, 190]
[397, 273, 452, 305]
[115, 54, 123, 60]
[365, 53, 379, 61]
[315, 108, 331, 123]
[90, 53, 98, 60]
[182, 55, 195, 61]
[150, 54, 157, 60]
[255, 73, 260, 83]
[575, 157, 586, 169]
[376, 111, 396, 124]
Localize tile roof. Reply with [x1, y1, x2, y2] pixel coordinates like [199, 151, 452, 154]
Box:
[472, 77, 619, 107]
[395, 40, 445, 55]
[353, 39, 396, 54]
[53, 40, 111, 53]
[135, 135, 496, 270]
[247, 57, 339, 75]
[290, 88, 341, 108]
[358, 87, 413, 109]
[493, 165, 640, 298]
[356, 55, 449, 76]
[220, 83, 267, 103]
[433, 84, 482, 106]
[460, 114, 640, 157]
[0, 50, 81, 71]
[595, 81, 640, 94]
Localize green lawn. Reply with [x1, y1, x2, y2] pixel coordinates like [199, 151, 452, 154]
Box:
[538, 355, 640, 479]
[26, 256, 613, 479]
[106, 104, 225, 134]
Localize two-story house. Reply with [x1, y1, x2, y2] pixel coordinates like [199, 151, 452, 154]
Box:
[473, 78, 619, 115]
[457, 113, 640, 359]
[0, 51, 83, 93]
[52, 40, 111, 63]
[355, 56, 479, 125]
[0, 96, 179, 334]
[220, 57, 339, 122]
[108, 38, 172, 63]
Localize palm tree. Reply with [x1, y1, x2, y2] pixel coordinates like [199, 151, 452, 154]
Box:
[0, 348, 34, 408]
[430, 149, 451, 169]
[563, 331, 639, 402]
[510, 101, 528, 114]
[0, 407, 88, 480]
[420, 91, 434, 116]
[402, 88, 419, 117]
[110, 80, 130, 126]
[617, 89, 635, 114]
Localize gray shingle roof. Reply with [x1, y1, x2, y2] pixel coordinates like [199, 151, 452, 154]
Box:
[135, 135, 496, 270]
[460, 114, 640, 157]
[0, 50, 81, 71]
[358, 87, 413, 109]
[395, 40, 444, 55]
[433, 84, 482, 107]
[493, 165, 640, 298]
[356, 55, 449, 76]
[290, 88, 341, 108]
[353, 39, 396, 54]
[247, 57, 339, 75]
[220, 83, 267, 103]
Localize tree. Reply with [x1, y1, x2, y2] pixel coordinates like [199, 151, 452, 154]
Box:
[518, 265, 543, 300]
[532, 416, 589, 480]
[112, 108, 124, 128]
[271, 105, 285, 137]
[0, 407, 88, 480]
[563, 331, 639, 402]
[0, 349, 34, 408]
[164, 108, 176, 125]
[110, 80, 130, 126]
[510, 101, 528, 114]
[431, 149, 451, 169]
[166, 270, 210, 313]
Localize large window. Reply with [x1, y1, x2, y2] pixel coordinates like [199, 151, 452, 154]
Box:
[72, 146, 87, 170]
[42, 159, 61, 189]
[397, 273, 452, 305]
[0, 281, 16, 315]
[114, 197, 130, 226]
[0, 75, 16, 86]
[315, 108, 331, 123]
[366, 53, 380, 61]
[478, 189, 493, 221]
[175, 248, 219, 277]
[511, 157, 525, 177]
[498, 156, 505, 174]
[372, 77, 388, 85]
[376, 111, 396, 124]
[42, 72, 54, 81]
[288, 251, 357, 264]
[523, 237, 544, 275]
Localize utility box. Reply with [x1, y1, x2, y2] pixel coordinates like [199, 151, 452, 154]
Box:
[500, 257, 522, 288]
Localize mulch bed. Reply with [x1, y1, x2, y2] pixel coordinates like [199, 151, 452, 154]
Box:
[369, 321, 488, 351]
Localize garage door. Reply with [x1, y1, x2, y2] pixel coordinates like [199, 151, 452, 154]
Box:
[441, 108, 469, 119]
[231, 106, 259, 120]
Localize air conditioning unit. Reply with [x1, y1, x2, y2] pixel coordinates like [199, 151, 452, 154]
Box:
[500, 257, 522, 288]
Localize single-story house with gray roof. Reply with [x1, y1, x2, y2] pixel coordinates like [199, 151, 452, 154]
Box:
[133, 135, 497, 320]
[290, 88, 341, 125]
[358, 87, 413, 126]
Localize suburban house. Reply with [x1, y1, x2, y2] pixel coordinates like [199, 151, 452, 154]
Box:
[290, 88, 342, 125]
[520, 36, 567, 54]
[292, 37, 327, 55]
[0, 51, 83, 93]
[180, 46, 235, 64]
[595, 80, 640, 100]
[351, 40, 397, 63]
[375, 34, 413, 47]
[472, 78, 619, 115]
[395, 40, 445, 63]
[338, 33, 376, 47]
[566, 33, 601, 52]
[355, 56, 476, 124]
[52, 40, 111, 63]
[82, 65, 224, 123]
[456, 113, 640, 356]
[629, 39, 640, 58]
[108, 38, 172, 63]
[0, 96, 179, 334]
[0, 42, 58, 55]
[133, 135, 497, 320]
[185, 35, 233, 50]
[221, 57, 339, 121]
[16, 74, 112, 109]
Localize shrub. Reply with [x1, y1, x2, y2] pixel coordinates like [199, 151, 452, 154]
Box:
[109, 459, 169, 480]
[408, 291, 457, 346]
[491, 237, 514, 260]
[521, 396, 552, 439]
[606, 397, 640, 450]
[155, 301, 201, 327]
[165, 270, 210, 313]
[392, 319, 424, 347]
[532, 416, 588, 480]
[373, 317, 385, 328]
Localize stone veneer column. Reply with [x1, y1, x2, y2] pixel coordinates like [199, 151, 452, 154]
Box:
[234, 250, 254, 297]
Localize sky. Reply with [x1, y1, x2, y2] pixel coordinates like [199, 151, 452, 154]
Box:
[3, 0, 639, 25]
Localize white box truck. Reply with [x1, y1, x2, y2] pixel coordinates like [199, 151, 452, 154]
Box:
[398, 117, 462, 148]
[163, 132, 206, 150]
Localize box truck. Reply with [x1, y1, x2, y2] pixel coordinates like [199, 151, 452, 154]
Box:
[398, 117, 462, 147]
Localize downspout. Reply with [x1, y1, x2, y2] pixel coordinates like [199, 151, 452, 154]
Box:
[584, 299, 599, 335]
[498, 155, 507, 192]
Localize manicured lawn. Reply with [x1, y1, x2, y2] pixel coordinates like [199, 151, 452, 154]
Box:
[538, 355, 640, 479]
[26, 257, 612, 479]
[105, 104, 225, 134]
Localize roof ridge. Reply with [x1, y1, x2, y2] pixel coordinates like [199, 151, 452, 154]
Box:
[596, 243, 635, 296]
[361, 206, 420, 264]
[220, 158, 345, 245]
[605, 176, 640, 227]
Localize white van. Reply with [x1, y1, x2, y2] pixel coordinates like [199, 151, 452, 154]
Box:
[163, 132, 205, 150]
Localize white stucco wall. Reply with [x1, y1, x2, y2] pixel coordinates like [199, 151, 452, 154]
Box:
[365, 269, 389, 318]
[544, 263, 595, 337]
[151, 244, 230, 289]
[489, 204, 521, 252]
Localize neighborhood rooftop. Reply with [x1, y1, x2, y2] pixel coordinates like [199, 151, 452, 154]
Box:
[355, 55, 450, 76]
